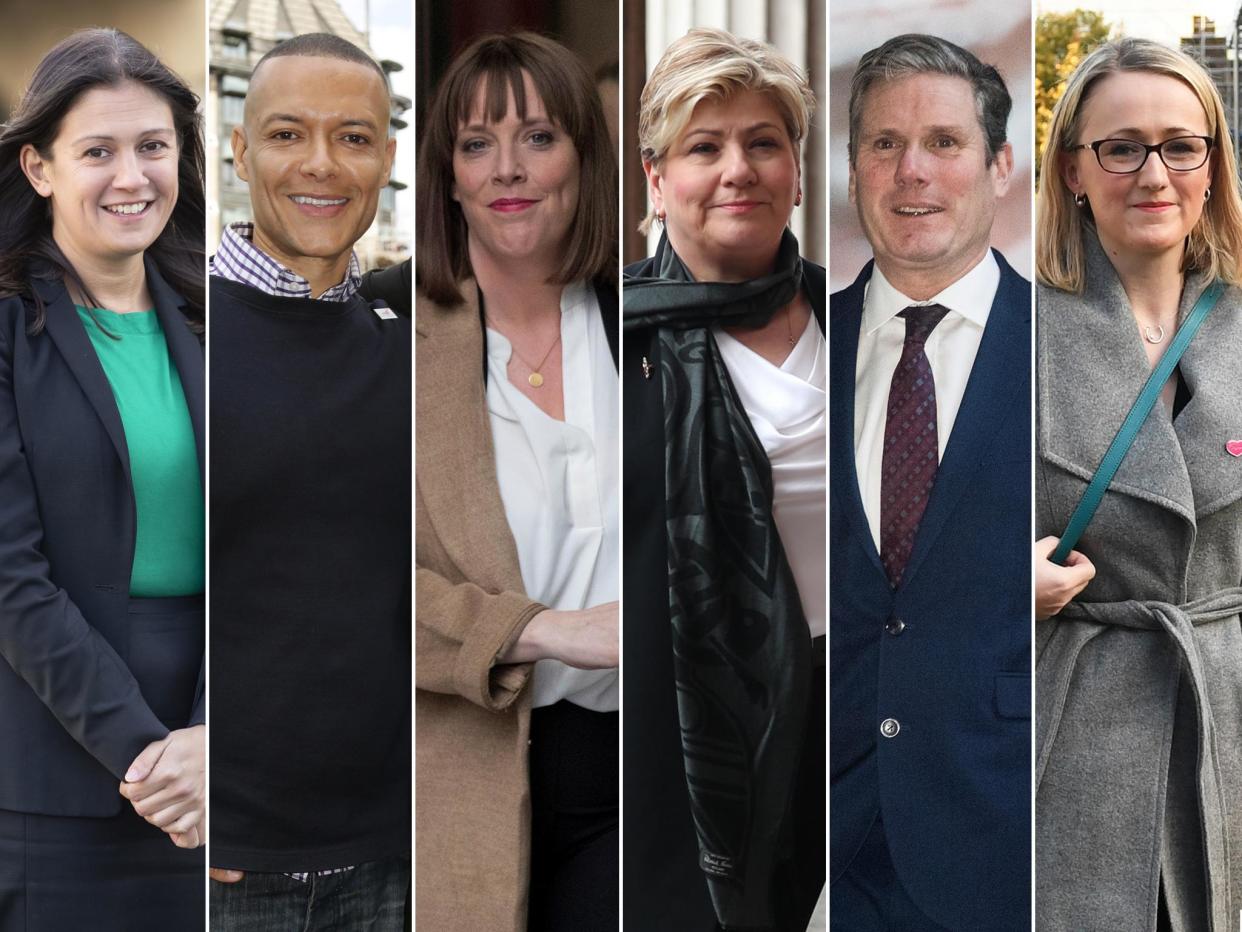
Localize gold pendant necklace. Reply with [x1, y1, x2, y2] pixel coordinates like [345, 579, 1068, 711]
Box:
[487, 315, 561, 388]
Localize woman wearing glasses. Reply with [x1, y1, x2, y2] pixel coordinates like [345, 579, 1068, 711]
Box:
[1035, 39, 1242, 932]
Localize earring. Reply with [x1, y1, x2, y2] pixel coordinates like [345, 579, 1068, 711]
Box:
[1205, 187, 1212, 202]
[656, 210, 666, 226]
[1074, 192, 1087, 208]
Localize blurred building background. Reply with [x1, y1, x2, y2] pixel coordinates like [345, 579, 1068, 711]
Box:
[625, 0, 825, 266]
[208, 0, 411, 269]
[0, 0, 204, 123]
[831, 0, 1032, 290]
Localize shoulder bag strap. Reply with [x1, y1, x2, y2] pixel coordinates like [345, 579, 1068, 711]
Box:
[1053, 279, 1226, 565]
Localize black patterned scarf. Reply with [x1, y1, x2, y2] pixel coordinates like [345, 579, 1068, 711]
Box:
[624, 229, 813, 930]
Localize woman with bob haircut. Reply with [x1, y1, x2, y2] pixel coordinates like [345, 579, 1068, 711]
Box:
[623, 27, 824, 932]
[0, 27, 205, 931]
[1035, 37, 1242, 932]
[414, 31, 619, 932]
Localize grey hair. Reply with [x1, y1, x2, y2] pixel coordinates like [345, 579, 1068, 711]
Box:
[847, 33, 1011, 165]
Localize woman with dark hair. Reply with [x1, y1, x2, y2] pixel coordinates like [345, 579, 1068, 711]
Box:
[415, 32, 618, 932]
[0, 28, 205, 931]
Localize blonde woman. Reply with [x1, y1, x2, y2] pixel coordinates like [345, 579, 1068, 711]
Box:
[623, 28, 824, 932]
[1035, 38, 1242, 932]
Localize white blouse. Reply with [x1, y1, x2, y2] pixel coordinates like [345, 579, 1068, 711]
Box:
[486, 281, 620, 711]
[714, 313, 827, 638]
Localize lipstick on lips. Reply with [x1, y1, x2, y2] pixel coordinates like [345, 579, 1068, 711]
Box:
[716, 200, 764, 213]
[489, 197, 539, 213]
[1133, 201, 1175, 212]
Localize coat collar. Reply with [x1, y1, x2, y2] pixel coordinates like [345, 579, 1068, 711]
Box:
[38, 258, 203, 483]
[1038, 230, 1242, 527]
[415, 280, 527, 595]
[831, 249, 1031, 588]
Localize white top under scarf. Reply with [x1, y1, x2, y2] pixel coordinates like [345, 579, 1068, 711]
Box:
[853, 250, 999, 550]
[714, 312, 827, 638]
[486, 281, 620, 712]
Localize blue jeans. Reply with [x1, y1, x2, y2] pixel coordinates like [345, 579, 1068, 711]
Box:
[210, 856, 409, 931]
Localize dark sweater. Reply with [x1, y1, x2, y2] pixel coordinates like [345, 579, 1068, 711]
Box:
[208, 276, 411, 871]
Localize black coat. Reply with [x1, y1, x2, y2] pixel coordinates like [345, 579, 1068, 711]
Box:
[621, 258, 826, 930]
[0, 260, 204, 817]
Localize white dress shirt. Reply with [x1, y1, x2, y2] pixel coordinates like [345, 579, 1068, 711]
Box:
[715, 313, 827, 638]
[853, 251, 1000, 550]
[486, 281, 619, 712]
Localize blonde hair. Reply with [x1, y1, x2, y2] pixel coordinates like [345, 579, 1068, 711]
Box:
[637, 27, 814, 234]
[1037, 37, 1242, 290]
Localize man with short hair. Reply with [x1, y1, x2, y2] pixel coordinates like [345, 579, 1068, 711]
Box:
[208, 32, 410, 931]
[829, 34, 1031, 931]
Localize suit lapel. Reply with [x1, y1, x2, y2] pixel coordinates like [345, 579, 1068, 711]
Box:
[147, 259, 205, 481]
[830, 261, 887, 579]
[416, 281, 526, 594]
[902, 253, 1030, 585]
[39, 277, 131, 481]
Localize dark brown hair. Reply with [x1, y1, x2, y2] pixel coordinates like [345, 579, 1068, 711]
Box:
[0, 28, 205, 333]
[416, 32, 617, 305]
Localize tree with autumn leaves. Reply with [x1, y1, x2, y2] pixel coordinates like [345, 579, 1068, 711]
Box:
[1036, 10, 1113, 186]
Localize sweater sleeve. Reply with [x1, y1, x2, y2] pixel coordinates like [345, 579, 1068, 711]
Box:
[415, 565, 545, 711]
[0, 324, 168, 781]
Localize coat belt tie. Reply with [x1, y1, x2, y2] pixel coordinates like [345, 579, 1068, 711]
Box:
[1037, 587, 1242, 932]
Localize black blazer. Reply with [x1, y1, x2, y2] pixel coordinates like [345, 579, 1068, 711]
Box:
[0, 259, 205, 817]
[621, 259, 826, 930]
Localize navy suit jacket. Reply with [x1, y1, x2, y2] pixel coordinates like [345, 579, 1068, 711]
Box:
[829, 250, 1031, 930]
[0, 260, 204, 816]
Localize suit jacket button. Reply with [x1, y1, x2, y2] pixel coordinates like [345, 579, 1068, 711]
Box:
[885, 617, 905, 635]
[880, 718, 900, 738]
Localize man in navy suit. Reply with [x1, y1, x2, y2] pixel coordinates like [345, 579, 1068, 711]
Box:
[830, 34, 1031, 931]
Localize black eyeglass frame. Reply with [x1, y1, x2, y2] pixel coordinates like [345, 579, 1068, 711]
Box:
[1067, 135, 1215, 174]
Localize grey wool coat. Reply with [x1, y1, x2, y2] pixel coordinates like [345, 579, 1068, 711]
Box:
[1036, 233, 1242, 932]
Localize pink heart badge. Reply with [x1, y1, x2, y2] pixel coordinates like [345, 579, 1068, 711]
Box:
[1227, 440, 1242, 457]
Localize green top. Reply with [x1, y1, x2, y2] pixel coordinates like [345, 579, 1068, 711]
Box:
[76, 306, 204, 597]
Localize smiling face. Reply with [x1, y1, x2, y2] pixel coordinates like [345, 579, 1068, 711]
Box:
[850, 73, 1012, 299]
[233, 54, 395, 282]
[450, 71, 581, 277]
[1062, 71, 1213, 264]
[20, 80, 178, 269]
[645, 89, 798, 282]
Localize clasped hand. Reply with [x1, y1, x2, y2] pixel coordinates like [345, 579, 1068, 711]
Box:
[119, 724, 205, 849]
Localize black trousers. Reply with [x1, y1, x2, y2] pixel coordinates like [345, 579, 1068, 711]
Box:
[528, 701, 619, 931]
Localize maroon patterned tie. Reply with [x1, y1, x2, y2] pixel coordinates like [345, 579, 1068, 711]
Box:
[880, 304, 951, 588]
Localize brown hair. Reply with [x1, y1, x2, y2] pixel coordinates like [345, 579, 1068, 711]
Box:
[416, 32, 617, 306]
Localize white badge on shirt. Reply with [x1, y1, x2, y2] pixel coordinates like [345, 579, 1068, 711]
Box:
[373, 305, 397, 320]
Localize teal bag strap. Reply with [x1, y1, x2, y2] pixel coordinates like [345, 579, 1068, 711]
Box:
[1052, 279, 1226, 565]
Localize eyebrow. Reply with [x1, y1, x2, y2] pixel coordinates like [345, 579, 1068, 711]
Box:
[865, 124, 969, 138]
[261, 113, 380, 131]
[458, 117, 552, 132]
[684, 121, 782, 138]
[71, 128, 174, 145]
[1104, 126, 1203, 137]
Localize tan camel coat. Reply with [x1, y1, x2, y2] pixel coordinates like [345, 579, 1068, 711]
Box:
[415, 282, 543, 932]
